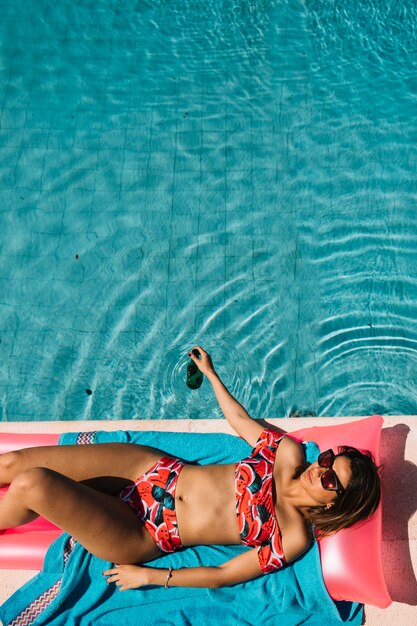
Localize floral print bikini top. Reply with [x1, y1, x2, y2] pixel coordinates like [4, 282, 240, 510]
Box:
[235, 428, 287, 574]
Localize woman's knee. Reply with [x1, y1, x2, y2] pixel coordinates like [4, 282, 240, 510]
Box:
[0, 450, 22, 484]
[9, 467, 56, 502]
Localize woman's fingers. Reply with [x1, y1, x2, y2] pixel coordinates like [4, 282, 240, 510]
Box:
[103, 569, 119, 584]
[105, 575, 119, 584]
[103, 567, 117, 576]
[188, 346, 215, 378]
[189, 346, 204, 359]
[189, 347, 208, 368]
[103, 566, 123, 584]
[103, 564, 141, 591]
[188, 349, 199, 364]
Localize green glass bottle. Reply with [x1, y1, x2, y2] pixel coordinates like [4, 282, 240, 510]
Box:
[186, 349, 203, 389]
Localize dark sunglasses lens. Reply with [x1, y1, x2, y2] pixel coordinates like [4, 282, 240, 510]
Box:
[321, 469, 338, 491]
[318, 450, 334, 468]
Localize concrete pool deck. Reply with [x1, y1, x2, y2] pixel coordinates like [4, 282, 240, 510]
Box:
[0, 416, 416, 625]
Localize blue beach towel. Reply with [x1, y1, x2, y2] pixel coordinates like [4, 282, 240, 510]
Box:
[0, 430, 363, 626]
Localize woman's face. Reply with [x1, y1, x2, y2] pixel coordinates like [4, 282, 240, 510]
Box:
[301, 455, 352, 506]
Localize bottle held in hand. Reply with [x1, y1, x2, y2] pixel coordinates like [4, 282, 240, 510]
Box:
[186, 349, 204, 390]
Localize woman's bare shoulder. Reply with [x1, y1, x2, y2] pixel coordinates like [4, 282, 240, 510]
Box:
[281, 518, 312, 563]
[277, 435, 306, 465]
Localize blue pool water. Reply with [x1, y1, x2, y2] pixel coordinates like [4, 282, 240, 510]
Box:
[1, 0, 417, 421]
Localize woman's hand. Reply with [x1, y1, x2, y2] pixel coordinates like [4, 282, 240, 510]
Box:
[190, 346, 265, 446]
[188, 346, 216, 377]
[103, 564, 150, 591]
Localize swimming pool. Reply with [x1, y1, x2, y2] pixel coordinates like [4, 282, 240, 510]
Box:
[1, 0, 416, 421]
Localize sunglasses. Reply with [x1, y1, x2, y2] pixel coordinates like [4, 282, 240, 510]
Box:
[317, 449, 345, 495]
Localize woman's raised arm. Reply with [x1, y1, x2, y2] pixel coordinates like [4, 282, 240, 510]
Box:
[189, 346, 267, 446]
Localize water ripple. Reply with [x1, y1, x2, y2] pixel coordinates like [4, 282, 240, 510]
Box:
[2, 0, 417, 421]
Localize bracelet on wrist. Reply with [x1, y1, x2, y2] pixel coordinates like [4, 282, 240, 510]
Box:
[165, 566, 173, 589]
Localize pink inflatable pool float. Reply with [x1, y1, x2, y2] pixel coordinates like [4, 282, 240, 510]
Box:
[0, 416, 391, 607]
[0, 433, 61, 569]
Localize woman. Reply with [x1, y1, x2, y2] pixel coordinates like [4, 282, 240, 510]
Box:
[0, 347, 380, 591]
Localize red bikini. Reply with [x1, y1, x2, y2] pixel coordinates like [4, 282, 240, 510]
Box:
[235, 429, 287, 574]
[120, 428, 287, 574]
[119, 456, 184, 553]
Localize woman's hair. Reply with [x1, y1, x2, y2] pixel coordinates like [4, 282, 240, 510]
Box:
[306, 446, 382, 538]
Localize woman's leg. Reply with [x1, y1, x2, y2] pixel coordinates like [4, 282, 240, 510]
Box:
[0, 442, 166, 489]
[0, 467, 161, 564]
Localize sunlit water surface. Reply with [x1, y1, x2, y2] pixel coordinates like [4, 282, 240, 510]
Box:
[1, 0, 417, 421]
